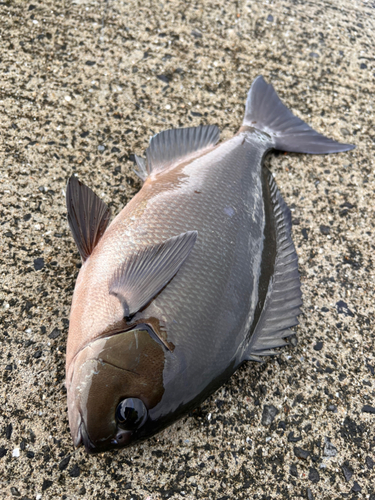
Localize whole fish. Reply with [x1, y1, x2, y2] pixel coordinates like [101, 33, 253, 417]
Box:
[65, 76, 354, 453]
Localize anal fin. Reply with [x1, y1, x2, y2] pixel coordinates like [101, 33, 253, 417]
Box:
[246, 170, 302, 360]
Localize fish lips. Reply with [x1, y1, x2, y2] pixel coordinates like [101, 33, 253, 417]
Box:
[66, 327, 166, 452]
[75, 417, 133, 454]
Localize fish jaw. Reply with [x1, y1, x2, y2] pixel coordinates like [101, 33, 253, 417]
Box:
[66, 327, 165, 452]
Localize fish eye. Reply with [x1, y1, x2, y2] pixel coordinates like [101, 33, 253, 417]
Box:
[115, 398, 147, 430]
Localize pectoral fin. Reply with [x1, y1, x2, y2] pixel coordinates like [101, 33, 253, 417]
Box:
[109, 231, 198, 317]
[133, 155, 148, 181]
[66, 176, 111, 262]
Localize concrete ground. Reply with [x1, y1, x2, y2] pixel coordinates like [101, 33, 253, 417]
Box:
[0, 0, 374, 498]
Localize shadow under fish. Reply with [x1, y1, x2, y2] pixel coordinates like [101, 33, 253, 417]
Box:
[64, 76, 355, 453]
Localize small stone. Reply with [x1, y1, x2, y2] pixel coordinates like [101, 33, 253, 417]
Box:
[0, 448, 7, 458]
[33, 350, 42, 359]
[306, 487, 314, 500]
[360, 63, 367, 69]
[78, 486, 86, 495]
[12, 448, 20, 457]
[69, 464, 80, 477]
[327, 405, 337, 413]
[42, 480, 52, 491]
[98, 145, 105, 152]
[191, 29, 202, 38]
[308, 467, 320, 483]
[340, 201, 354, 209]
[366, 456, 374, 469]
[352, 481, 361, 493]
[10, 487, 21, 497]
[288, 432, 302, 443]
[49, 328, 61, 339]
[157, 74, 169, 84]
[33, 258, 44, 271]
[323, 437, 337, 457]
[301, 228, 309, 240]
[59, 455, 71, 471]
[294, 447, 310, 460]
[336, 300, 354, 317]
[6, 423, 13, 439]
[313, 341, 323, 351]
[320, 225, 330, 235]
[267, 14, 274, 22]
[85, 60, 96, 66]
[362, 404, 375, 414]
[26, 451, 34, 459]
[261, 405, 279, 425]
[290, 464, 298, 477]
[342, 464, 353, 482]
[289, 335, 298, 347]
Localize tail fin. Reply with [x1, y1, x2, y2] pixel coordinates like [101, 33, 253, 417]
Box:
[243, 76, 355, 154]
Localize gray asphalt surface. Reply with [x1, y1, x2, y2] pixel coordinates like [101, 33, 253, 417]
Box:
[0, 0, 374, 499]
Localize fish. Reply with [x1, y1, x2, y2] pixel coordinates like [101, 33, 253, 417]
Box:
[65, 76, 354, 453]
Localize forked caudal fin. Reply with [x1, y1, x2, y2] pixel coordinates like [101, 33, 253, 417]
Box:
[243, 76, 355, 154]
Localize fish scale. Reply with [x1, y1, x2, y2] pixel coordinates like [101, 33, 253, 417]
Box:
[64, 76, 354, 452]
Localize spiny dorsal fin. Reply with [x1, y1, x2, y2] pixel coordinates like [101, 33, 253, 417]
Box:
[246, 169, 302, 361]
[144, 125, 220, 176]
[66, 175, 111, 262]
[109, 231, 197, 317]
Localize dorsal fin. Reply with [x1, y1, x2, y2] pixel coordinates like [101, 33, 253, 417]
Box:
[144, 125, 220, 176]
[66, 175, 111, 262]
[246, 169, 302, 361]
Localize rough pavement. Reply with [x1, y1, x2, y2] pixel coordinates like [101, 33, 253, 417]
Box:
[0, 0, 374, 499]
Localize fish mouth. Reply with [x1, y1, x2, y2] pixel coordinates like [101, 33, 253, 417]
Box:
[75, 417, 97, 454]
[74, 413, 133, 453]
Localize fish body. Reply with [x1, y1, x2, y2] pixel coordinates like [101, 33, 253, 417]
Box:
[65, 77, 354, 453]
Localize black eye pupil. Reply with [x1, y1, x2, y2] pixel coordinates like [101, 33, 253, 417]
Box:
[115, 398, 147, 430]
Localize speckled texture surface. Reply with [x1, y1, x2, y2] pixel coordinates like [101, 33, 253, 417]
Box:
[0, 0, 374, 499]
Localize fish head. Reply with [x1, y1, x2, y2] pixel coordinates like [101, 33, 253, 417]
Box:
[66, 326, 165, 453]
